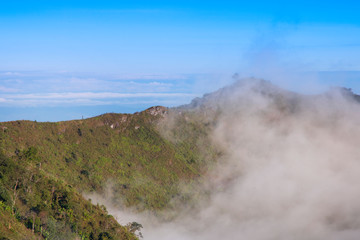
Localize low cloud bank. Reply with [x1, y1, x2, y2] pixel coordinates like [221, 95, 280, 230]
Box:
[94, 80, 360, 240]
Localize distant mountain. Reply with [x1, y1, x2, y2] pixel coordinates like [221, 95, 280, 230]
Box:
[181, 78, 360, 116]
[180, 78, 294, 109]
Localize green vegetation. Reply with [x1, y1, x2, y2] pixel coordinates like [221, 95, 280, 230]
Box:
[0, 151, 135, 240]
[0, 106, 217, 239]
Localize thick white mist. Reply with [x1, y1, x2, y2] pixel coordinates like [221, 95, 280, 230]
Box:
[95, 80, 360, 240]
[195, 84, 360, 240]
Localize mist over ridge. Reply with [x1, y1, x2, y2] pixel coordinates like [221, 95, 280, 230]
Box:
[101, 78, 360, 240]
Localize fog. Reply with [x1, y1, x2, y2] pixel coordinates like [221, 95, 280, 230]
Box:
[92, 79, 360, 239]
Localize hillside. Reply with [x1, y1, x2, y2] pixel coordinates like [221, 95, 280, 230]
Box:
[0, 103, 217, 239]
[2, 78, 360, 239]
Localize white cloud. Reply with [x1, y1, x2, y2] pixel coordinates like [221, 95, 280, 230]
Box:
[0, 92, 195, 107]
[1, 72, 22, 76]
[0, 86, 19, 93]
[5, 92, 194, 99]
[0, 71, 214, 110]
[111, 74, 189, 80]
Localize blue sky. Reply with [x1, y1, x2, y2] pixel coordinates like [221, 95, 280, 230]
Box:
[1, 0, 360, 121]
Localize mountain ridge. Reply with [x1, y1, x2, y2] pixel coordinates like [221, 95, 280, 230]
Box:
[1, 78, 360, 239]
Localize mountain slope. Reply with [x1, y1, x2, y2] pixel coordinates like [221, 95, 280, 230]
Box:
[0, 151, 136, 240]
[0, 106, 216, 239]
[2, 78, 360, 239]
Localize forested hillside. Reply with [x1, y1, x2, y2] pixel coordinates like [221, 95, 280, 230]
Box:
[0, 105, 216, 239]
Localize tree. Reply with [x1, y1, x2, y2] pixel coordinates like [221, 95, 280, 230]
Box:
[126, 222, 143, 238]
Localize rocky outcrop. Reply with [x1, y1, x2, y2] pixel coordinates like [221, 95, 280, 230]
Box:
[145, 106, 168, 117]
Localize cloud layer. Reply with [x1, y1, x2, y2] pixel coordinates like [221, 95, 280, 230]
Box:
[0, 71, 213, 108]
[98, 80, 360, 240]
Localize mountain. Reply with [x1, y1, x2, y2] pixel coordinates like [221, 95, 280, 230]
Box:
[0, 104, 216, 239]
[1, 78, 360, 239]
